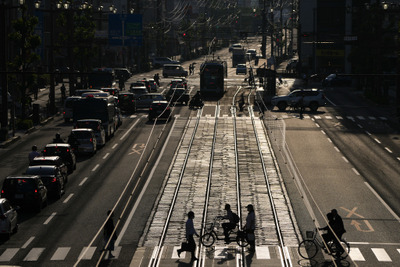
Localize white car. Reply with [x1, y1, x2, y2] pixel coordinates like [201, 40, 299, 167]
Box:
[69, 128, 97, 155]
[0, 198, 18, 239]
[75, 119, 106, 147]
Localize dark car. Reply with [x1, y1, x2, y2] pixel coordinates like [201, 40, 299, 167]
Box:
[165, 88, 189, 105]
[322, 74, 352, 87]
[148, 101, 171, 121]
[25, 166, 65, 199]
[136, 93, 166, 109]
[29, 156, 68, 182]
[101, 88, 119, 96]
[1, 175, 48, 212]
[118, 93, 137, 114]
[42, 144, 76, 173]
[130, 86, 149, 99]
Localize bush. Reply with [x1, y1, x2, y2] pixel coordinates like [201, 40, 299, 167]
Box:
[16, 119, 33, 130]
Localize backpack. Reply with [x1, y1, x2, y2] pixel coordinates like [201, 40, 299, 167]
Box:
[232, 212, 239, 223]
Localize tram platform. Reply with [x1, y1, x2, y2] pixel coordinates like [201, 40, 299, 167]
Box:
[129, 245, 305, 266]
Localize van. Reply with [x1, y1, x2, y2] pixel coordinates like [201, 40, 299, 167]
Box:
[63, 96, 81, 122]
[162, 64, 188, 78]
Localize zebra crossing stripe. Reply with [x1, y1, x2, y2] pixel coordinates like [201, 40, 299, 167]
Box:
[349, 247, 365, 261]
[79, 246, 96, 260]
[369, 116, 376, 120]
[357, 116, 365, 120]
[325, 116, 332, 119]
[24, 247, 45, 261]
[0, 248, 19, 262]
[314, 116, 321, 119]
[256, 246, 271, 259]
[380, 117, 388, 120]
[51, 247, 71, 261]
[372, 248, 392, 262]
[336, 116, 343, 120]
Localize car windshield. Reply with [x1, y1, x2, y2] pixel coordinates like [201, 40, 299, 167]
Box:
[3, 179, 36, 192]
[26, 168, 55, 175]
[31, 160, 58, 166]
[44, 146, 69, 155]
[77, 121, 99, 130]
[73, 131, 92, 139]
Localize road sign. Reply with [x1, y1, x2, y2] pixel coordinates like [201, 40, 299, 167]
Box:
[109, 14, 143, 47]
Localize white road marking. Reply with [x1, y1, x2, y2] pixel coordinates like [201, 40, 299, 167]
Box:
[79, 246, 96, 260]
[384, 147, 392, 153]
[372, 248, 391, 262]
[352, 168, 360, 175]
[334, 146, 340, 152]
[369, 116, 376, 120]
[342, 156, 349, 163]
[357, 124, 363, 128]
[325, 116, 332, 119]
[103, 153, 110, 159]
[347, 116, 354, 121]
[365, 131, 372, 136]
[327, 138, 332, 143]
[44, 212, 57, 225]
[0, 248, 19, 261]
[22, 236, 35, 249]
[214, 247, 229, 259]
[374, 138, 381, 144]
[63, 193, 74, 203]
[365, 182, 400, 223]
[349, 247, 365, 261]
[357, 116, 365, 120]
[321, 130, 326, 135]
[92, 164, 99, 172]
[380, 117, 387, 120]
[51, 247, 71, 260]
[24, 248, 45, 261]
[256, 246, 271, 259]
[112, 144, 118, 149]
[79, 177, 88, 186]
[336, 116, 343, 120]
[120, 119, 140, 140]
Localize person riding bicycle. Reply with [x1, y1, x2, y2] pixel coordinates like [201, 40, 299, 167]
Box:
[191, 91, 203, 107]
[319, 211, 345, 255]
[53, 133, 64, 143]
[220, 204, 238, 243]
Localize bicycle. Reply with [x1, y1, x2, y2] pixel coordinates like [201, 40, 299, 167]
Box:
[200, 216, 248, 247]
[298, 228, 350, 260]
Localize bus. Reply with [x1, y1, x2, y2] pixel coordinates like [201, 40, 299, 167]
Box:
[73, 95, 116, 139]
[88, 68, 117, 89]
[200, 61, 227, 96]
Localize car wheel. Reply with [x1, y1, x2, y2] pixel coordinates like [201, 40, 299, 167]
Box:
[309, 102, 319, 112]
[277, 102, 287, 111]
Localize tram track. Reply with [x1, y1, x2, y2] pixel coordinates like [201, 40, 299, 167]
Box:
[141, 86, 299, 266]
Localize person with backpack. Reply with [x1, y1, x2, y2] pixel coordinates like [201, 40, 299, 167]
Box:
[221, 204, 239, 243]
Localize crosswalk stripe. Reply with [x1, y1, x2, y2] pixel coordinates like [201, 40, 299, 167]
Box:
[172, 245, 184, 259]
[336, 116, 343, 120]
[256, 246, 271, 259]
[380, 117, 387, 120]
[51, 247, 70, 261]
[357, 116, 365, 120]
[24, 247, 45, 261]
[314, 116, 321, 119]
[347, 116, 354, 120]
[349, 247, 365, 261]
[325, 116, 332, 119]
[0, 248, 19, 262]
[369, 116, 376, 120]
[372, 248, 392, 262]
[79, 246, 96, 260]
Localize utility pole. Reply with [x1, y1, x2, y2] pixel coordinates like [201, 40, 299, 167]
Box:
[261, 0, 267, 58]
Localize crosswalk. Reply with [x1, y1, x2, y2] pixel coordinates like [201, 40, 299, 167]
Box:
[0, 244, 399, 264]
[276, 114, 388, 121]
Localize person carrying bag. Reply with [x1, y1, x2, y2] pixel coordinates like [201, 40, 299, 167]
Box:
[177, 211, 199, 262]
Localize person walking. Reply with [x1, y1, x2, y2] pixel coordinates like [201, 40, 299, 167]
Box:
[28, 145, 40, 163]
[244, 204, 256, 252]
[177, 211, 199, 261]
[103, 210, 117, 258]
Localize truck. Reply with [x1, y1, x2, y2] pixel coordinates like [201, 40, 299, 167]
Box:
[88, 68, 116, 89]
[231, 48, 246, 67]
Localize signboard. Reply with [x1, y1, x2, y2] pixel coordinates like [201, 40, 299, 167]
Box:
[109, 14, 143, 46]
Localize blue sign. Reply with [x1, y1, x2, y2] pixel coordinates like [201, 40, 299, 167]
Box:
[109, 14, 143, 47]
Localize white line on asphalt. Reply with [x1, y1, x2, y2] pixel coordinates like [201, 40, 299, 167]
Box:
[352, 168, 360, 175]
[22, 236, 35, 249]
[24, 248, 45, 261]
[63, 193, 74, 203]
[397, 157, 400, 161]
[374, 138, 381, 144]
[112, 144, 118, 149]
[384, 147, 392, 153]
[79, 177, 88, 186]
[315, 123, 320, 128]
[342, 156, 349, 163]
[365, 182, 400, 223]
[321, 130, 326, 135]
[103, 153, 110, 159]
[44, 212, 57, 225]
[349, 247, 366, 261]
[334, 146, 340, 152]
[51, 247, 71, 261]
[357, 124, 363, 128]
[120, 119, 140, 141]
[92, 164, 99, 172]
[371, 248, 392, 262]
[365, 131, 372, 136]
[327, 138, 332, 143]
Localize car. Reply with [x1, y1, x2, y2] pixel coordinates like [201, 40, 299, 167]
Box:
[246, 49, 257, 59]
[236, 64, 247, 75]
[29, 156, 68, 182]
[25, 166, 65, 199]
[75, 119, 106, 147]
[130, 82, 146, 89]
[162, 64, 188, 78]
[114, 68, 131, 81]
[135, 93, 166, 109]
[322, 73, 352, 87]
[1, 175, 48, 212]
[151, 57, 180, 68]
[42, 143, 76, 173]
[229, 43, 242, 52]
[148, 101, 171, 121]
[130, 86, 149, 99]
[271, 88, 326, 112]
[63, 96, 81, 123]
[69, 128, 97, 155]
[169, 78, 187, 89]
[81, 91, 110, 98]
[136, 79, 152, 92]
[0, 198, 18, 239]
[165, 88, 190, 105]
[100, 88, 119, 96]
[118, 92, 137, 114]
[74, 89, 102, 96]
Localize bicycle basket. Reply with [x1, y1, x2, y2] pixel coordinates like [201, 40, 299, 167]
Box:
[306, 231, 314, 239]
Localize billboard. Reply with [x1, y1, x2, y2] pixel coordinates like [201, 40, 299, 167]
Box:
[109, 14, 143, 46]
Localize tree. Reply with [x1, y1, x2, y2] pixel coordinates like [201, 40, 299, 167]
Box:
[8, 5, 41, 119]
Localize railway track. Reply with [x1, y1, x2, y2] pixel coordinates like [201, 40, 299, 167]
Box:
[140, 86, 300, 266]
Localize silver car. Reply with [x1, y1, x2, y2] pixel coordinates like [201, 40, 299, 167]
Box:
[69, 128, 97, 155]
[75, 119, 106, 147]
[136, 93, 166, 109]
[0, 198, 18, 239]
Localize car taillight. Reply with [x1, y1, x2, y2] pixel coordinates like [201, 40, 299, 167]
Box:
[63, 112, 65, 115]
[52, 178, 57, 183]
[149, 108, 153, 111]
[34, 189, 38, 193]
[1, 190, 4, 194]
[90, 138, 93, 142]
[43, 149, 47, 153]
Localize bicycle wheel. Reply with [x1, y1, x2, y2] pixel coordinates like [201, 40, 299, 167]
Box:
[236, 231, 249, 247]
[330, 240, 350, 259]
[200, 232, 216, 247]
[298, 240, 318, 259]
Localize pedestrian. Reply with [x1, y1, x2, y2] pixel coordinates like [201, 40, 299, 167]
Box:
[53, 133, 64, 143]
[154, 73, 160, 86]
[298, 92, 305, 119]
[244, 204, 256, 252]
[331, 209, 346, 253]
[103, 210, 117, 258]
[60, 83, 66, 101]
[221, 204, 237, 243]
[28, 145, 40, 163]
[177, 211, 199, 262]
